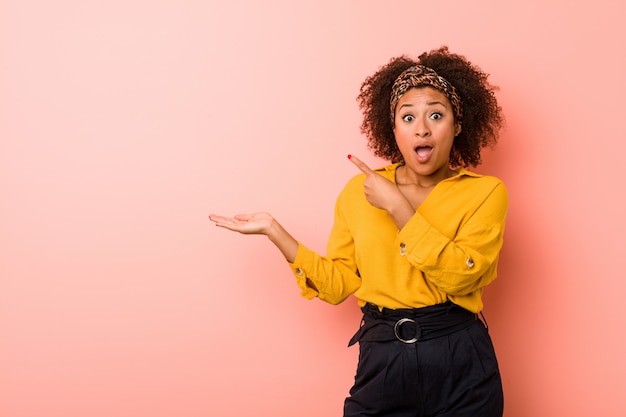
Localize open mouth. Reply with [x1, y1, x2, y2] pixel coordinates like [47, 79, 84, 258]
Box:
[415, 145, 433, 161]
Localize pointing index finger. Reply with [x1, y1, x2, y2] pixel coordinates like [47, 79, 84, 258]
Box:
[348, 154, 375, 175]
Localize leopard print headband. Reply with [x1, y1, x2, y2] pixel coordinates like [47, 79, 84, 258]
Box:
[389, 65, 463, 125]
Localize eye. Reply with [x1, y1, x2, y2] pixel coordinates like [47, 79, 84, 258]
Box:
[402, 114, 415, 122]
[430, 112, 442, 120]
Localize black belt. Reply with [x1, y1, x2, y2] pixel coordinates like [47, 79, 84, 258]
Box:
[348, 301, 479, 346]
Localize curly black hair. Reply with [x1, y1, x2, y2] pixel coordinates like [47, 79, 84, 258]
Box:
[357, 46, 503, 168]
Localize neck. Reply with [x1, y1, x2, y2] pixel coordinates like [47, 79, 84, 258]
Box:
[396, 164, 456, 188]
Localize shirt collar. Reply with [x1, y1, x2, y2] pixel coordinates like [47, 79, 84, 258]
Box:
[377, 163, 481, 181]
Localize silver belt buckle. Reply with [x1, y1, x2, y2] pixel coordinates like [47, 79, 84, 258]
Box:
[393, 318, 419, 343]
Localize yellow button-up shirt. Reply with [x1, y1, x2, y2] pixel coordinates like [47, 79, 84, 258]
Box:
[289, 163, 508, 313]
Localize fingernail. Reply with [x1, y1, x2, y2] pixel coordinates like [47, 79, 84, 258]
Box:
[347, 154, 352, 159]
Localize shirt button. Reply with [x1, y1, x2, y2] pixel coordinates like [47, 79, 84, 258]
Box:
[295, 267, 304, 276]
[466, 258, 475, 268]
[399, 243, 407, 256]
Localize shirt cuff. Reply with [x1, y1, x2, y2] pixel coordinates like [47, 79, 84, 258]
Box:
[288, 243, 319, 299]
[394, 211, 449, 268]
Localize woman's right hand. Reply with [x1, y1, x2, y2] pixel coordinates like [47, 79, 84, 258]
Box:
[208, 212, 274, 235]
[209, 212, 299, 262]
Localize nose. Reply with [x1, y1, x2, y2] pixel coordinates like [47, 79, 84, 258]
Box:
[414, 117, 430, 137]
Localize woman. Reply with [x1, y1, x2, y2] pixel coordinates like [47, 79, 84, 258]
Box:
[209, 46, 507, 417]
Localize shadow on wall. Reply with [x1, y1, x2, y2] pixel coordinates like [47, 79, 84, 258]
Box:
[478, 92, 564, 417]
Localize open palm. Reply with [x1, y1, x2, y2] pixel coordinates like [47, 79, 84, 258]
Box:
[208, 212, 274, 235]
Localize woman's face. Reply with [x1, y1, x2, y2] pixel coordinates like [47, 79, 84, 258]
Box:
[393, 87, 461, 180]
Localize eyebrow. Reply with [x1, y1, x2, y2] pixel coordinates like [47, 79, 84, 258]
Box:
[398, 101, 448, 110]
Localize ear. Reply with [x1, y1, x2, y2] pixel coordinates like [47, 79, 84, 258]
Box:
[454, 122, 462, 137]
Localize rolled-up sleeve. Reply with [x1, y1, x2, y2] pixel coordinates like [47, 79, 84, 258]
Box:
[395, 181, 508, 295]
[288, 242, 361, 304]
[287, 187, 362, 305]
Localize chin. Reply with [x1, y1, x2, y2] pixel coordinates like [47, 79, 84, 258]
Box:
[417, 164, 447, 176]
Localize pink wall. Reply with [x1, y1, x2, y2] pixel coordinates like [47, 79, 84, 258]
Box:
[1, 0, 625, 416]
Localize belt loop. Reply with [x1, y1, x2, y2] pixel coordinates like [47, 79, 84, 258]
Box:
[479, 311, 489, 331]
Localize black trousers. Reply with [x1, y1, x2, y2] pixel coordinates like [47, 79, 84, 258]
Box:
[343, 303, 503, 417]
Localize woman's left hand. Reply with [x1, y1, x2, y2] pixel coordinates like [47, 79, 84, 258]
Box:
[348, 155, 404, 211]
